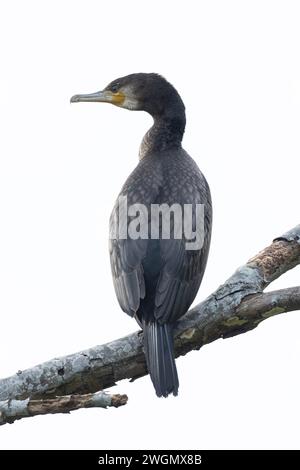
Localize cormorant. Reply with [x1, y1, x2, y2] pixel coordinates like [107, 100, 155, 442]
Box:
[71, 73, 212, 397]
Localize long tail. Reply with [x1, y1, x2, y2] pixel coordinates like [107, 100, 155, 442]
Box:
[143, 321, 179, 397]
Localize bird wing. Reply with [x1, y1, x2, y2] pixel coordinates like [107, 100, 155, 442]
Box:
[154, 208, 211, 324]
[109, 157, 161, 317]
[109, 219, 148, 317]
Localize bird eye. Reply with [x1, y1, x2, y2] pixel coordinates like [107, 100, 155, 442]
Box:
[110, 84, 119, 93]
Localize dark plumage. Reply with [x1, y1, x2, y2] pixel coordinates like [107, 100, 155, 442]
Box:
[71, 73, 212, 397]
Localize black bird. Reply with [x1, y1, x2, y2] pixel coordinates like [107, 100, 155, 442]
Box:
[71, 73, 212, 397]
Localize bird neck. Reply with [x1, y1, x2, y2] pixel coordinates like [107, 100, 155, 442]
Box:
[139, 111, 186, 159]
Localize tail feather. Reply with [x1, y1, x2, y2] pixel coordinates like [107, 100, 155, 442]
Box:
[143, 322, 179, 397]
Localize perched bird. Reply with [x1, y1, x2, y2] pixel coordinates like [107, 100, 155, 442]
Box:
[71, 73, 212, 397]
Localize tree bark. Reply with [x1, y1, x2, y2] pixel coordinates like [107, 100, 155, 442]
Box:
[0, 391, 128, 426]
[0, 225, 299, 424]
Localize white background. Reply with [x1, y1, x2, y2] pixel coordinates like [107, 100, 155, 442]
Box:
[0, 0, 299, 450]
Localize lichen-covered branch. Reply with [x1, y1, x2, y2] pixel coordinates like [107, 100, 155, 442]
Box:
[0, 391, 128, 426]
[0, 225, 299, 405]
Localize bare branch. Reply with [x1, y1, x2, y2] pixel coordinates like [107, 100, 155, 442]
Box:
[0, 391, 128, 426]
[0, 225, 299, 407]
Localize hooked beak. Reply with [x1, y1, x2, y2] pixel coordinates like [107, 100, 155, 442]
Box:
[70, 90, 125, 106]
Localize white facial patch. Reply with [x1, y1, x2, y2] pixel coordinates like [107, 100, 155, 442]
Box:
[120, 85, 140, 110]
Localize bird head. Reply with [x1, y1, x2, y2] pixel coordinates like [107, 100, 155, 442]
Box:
[70, 73, 185, 118]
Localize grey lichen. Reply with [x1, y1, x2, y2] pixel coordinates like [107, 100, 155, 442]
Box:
[274, 225, 300, 245]
[90, 391, 112, 408]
